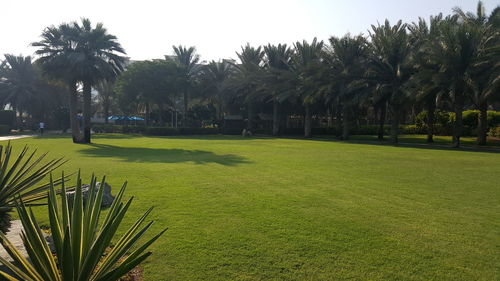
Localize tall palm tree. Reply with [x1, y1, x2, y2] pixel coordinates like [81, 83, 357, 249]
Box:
[233, 44, 265, 131]
[454, 1, 500, 145]
[368, 20, 413, 143]
[263, 44, 294, 135]
[325, 34, 368, 140]
[429, 16, 483, 147]
[408, 14, 446, 143]
[293, 38, 325, 138]
[33, 19, 126, 143]
[170, 45, 201, 126]
[201, 60, 234, 123]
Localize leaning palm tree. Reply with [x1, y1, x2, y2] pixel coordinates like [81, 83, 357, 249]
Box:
[367, 20, 413, 143]
[170, 45, 201, 126]
[293, 38, 325, 138]
[33, 19, 126, 143]
[32, 23, 82, 143]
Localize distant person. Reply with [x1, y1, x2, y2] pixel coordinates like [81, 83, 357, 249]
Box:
[39, 122, 45, 135]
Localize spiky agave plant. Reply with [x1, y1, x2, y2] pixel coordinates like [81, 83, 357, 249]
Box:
[0, 173, 167, 281]
[0, 142, 65, 233]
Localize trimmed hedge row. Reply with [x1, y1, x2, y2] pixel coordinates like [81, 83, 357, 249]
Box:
[93, 124, 220, 135]
[93, 124, 428, 136]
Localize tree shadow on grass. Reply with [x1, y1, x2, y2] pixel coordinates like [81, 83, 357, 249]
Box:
[78, 143, 251, 166]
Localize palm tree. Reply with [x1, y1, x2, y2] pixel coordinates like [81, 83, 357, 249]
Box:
[408, 14, 446, 143]
[263, 44, 294, 136]
[170, 45, 201, 126]
[428, 16, 483, 147]
[293, 38, 325, 138]
[33, 19, 126, 143]
[325, 34, 369, 140]
[201, 60, 234, 123]
[367, 20, 413, 143]
[233, 44, 265, 131]
[0, 55, 66, 123]
[454, 1, 500, 145]
[95, 80, 116, 124]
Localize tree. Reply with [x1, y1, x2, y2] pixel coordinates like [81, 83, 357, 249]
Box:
[200, 60, 234, 123]
[408, 14, 446, 143]
[454, 1, 500, 145]
[0, 54, 67, 124]
[33, 19, 126, 143]
[170, 45, 201, 126]
[293, 38, 325, 138]
[325, 34, 369, 140]
[368, 20, 413, 143]
[95, 80, 116, 124]
[233, 44, 265, 131]
[429, 16, 483, 147]
[263, 44, 294, 136]
[115, 60, 179, 126]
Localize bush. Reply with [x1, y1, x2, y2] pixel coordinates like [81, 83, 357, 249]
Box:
[489, 126, 500, 137]
[0, 110, 16, 130]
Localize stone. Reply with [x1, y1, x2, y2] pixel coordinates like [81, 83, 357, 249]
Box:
[66, 182, 115, 208]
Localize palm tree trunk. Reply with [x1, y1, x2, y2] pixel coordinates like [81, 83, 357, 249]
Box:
[452, 96, 464, 148]
[390, 104, 399, 144]
[378, 102, 387, 140]
[145, 102, 150, 126]
[69, 82, 82, 143]
[247, 102, 254, 131]
[183, 91, 188, 127]
[342, 104, 350, 140]
[477, 101, 488, 145]
[83, 81, 92, 143]
[158, 103, 164, 126]
[426, 98, 436, 143]
[272, 98, 280, 136]
[103, 98, 110, 124]
[304, 104, 312, 138]
[336, 100, 342, 139]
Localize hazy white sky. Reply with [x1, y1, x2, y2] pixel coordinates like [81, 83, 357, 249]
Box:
[1, 0, 498, 62]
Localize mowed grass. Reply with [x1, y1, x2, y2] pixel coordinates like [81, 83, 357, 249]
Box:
[5, 134, 499, 281]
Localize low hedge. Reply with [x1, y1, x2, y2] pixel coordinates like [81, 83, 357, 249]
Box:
[92, 124, 221, 136]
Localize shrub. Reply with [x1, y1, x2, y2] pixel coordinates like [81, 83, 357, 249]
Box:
[0, 143, 65, 233]
[489, 126, 500, 137]
[0, 174, 166, 281]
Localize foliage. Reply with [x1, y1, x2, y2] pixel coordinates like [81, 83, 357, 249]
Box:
[7, 135, 500, 280]
[0, 143, 65, 232]
[0, 172, 166, 281]
[0, 110, 16, 130]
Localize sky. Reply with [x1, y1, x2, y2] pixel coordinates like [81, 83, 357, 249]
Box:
[1, 0, 498, 62]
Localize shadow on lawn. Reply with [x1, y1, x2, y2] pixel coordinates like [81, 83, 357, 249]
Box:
[78, 143, 250, 165]
[305, 136, 500, 154]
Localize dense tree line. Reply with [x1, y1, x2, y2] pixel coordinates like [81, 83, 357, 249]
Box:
[0, 1, 498, 147]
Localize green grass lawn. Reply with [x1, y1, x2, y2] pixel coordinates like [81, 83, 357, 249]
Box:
[5, 134, 499, 281]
